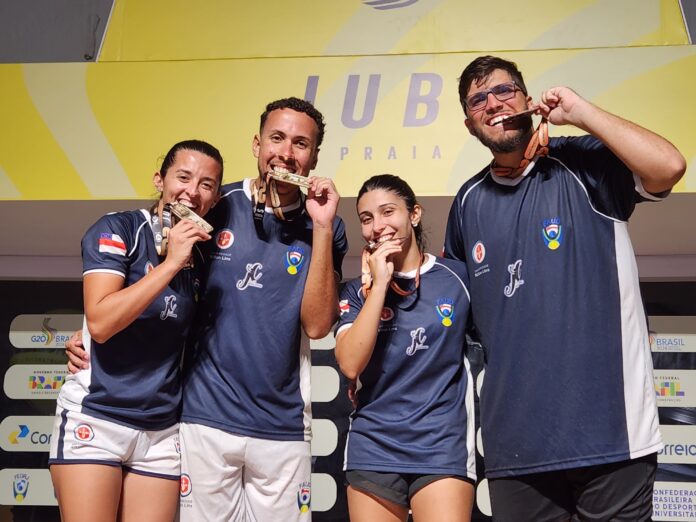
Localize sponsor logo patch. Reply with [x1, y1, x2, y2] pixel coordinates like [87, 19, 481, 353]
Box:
[297, 481, 311, 513]
[542, 218, 563, 250]
[216, 229, 234, 250]
[435, 298, 454, 327]
[180, 474, 192, 497]
[285, 247, 306, 275]
[74, 424, 94, 442]
[471, 241, 486, 264]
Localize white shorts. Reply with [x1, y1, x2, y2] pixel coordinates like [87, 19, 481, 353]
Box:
[48, 406, 180, 480]
[179, 422, 311, 522]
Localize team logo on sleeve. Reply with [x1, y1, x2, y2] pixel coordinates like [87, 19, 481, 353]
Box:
[504, 259, 524, 297]
[285, 247, 306, 275]
[74, 423, 94, 442]
[339, 299, 350, 316]
[216, 229, 234, 249]
[98, 233, 127, 256]
[471, 241, 486, 264]
[542, 218, 563, 250]
[297, 481, 311, 513]
[13, 473, 29, 502]
[435, 298, 454, 327]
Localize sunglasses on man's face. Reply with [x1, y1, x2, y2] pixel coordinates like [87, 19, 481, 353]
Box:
[465, 81, 521, 112]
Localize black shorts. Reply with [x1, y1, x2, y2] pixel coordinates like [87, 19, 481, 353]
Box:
[488, 453, 658, 522]
[346, 469, 473, 507]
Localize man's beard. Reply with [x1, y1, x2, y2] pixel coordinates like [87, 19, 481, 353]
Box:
[470, 117, 534, 154]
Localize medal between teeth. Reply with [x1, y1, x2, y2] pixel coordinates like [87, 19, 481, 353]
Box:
[167, 203, 214, 233]
[267, 169, 312, 189]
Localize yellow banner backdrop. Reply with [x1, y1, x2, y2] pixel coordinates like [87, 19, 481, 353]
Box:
[2, 46, 696, 200]
[101, 0, 688, 61]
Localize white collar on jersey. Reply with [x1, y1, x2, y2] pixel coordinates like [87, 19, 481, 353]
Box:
[393, 253, 436, 279]
[488, 157, 538, 187]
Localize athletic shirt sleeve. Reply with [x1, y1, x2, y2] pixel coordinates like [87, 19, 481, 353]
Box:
[336, 278, 364, 336]
[552, 135, 644, 221]
[444, 191, 467, 262]
[81, 212, 138, 277]
[332, 217, 349, 280]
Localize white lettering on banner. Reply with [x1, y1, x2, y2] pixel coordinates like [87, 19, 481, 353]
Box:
[0, 468, 57, 506]
[653, 482, 696, 521]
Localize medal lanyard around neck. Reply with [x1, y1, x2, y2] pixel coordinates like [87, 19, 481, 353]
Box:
[151, 205, 173, 256]
[361, 250, 424, 299]
[492, 119, 549, 177]
[251, 177, 304, 236]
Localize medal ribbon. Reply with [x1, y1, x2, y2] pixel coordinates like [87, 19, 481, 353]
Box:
[150, 205, 173, 256]
[361, 249, 424, 299]
[491, 118, 549, 177]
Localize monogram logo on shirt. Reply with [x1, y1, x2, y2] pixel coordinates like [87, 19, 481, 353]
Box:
[160, 295, 178, 320]
[406, 327, 429, 356]
[504, 259, 524, 297]
[236, 262, 264, 290]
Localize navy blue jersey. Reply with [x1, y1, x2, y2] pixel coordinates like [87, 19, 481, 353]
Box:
[444, 135, 662, 478]
[336, 255, 476, 478]
[58, 209, 202, 430]
[181, 179, 348, 441]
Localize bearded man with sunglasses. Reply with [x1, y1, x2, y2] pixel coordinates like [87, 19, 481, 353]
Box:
[444, 55, 685, 521]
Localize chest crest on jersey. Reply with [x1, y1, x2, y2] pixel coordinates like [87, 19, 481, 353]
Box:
[542, 218, 563, 250]
[435, 298, 455, 327]
[406, 327, 429, 356]
[285, 246, 306, 275]
[504, 259, 524, 298]
[237, 262, 264, 290]
[160, 295, 178, 320]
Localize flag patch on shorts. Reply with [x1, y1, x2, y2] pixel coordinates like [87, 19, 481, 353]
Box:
[98, 233, 126, 256]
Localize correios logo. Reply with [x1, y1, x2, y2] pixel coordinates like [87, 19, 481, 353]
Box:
[8, 426, 29, 445]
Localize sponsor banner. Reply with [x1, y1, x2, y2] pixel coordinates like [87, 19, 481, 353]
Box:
[311, 419, 338, 457]
[9, 314, 82, 349]
[3, 365, 67, 400]
[311, 367, 339, 403]
[0, 468, 57, 506]
[311, 472, 337, 513]
[101, 0, 688, 61]
[309, 332, 336, 351]
[652, 333, 696, 353]
[655, 370, 696, 408]
[1, 46, 696, 201]
[0, 416, 54, 453]
[654, 482, 696, 521]
[659, 425, 696, 464]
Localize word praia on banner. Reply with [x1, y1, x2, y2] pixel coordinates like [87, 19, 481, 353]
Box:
[339, 145, 442, 161]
